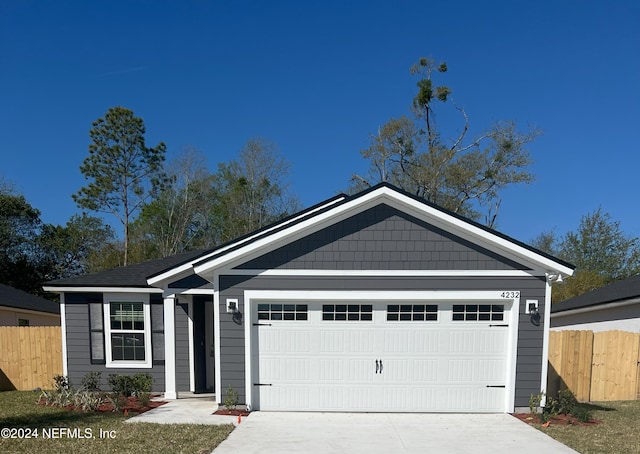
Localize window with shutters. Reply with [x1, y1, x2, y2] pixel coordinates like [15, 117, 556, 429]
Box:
[103, 294, 152, 368]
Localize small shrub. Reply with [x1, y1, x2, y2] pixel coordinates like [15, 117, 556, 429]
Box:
[541, 396, 560, 424]
[74, 390, 104, 412]
[138, 392, 151, 407]
[39, 389, 56, 406]
[557, 388, 578, 415]
[108, 374, 134, 397]
[108, 373, 153, 397]
[131, 372, 153, 396]
[81, 371, 102, 392]
[52, 388, 75, 407]
[53, 374, 70, 392]
[107, 393, 129, 412]
[224, 384, 239, 411]
[529, 392, 543, 414]
[572, 405, 593, 423]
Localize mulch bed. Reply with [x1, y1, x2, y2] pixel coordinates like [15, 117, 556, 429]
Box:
[512, 412, 601, 427]
[213, 408, 251, 417]
[38, 394, 167, 416]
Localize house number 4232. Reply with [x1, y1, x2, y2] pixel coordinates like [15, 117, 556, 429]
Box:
[500, 291, 520, 298]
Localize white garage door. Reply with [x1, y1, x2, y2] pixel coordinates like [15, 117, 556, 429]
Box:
[251, 300, 511, 413]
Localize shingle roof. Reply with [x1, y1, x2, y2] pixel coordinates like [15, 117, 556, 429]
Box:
[191, 182, 575, 271]
[45, 249, 209, 288]
[45, 183, 574, 290]
[0, 283, 60, 314]
[552, 274, 640, 313]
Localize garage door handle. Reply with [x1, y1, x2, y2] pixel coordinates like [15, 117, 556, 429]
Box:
[375, 359, 379, 374]
[379, 359, 383, 374]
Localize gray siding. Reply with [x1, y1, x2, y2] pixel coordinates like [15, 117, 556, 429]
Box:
[219, 275, 546, 408]
[175, 301, 190, 391]
[238, 204, 526, 271]
[63, 293, 165, 392]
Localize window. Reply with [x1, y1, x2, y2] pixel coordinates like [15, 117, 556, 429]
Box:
[387, 304, 438, 321]
[103, 295, 152, 368]
[322, 304, 372, 321]
[452, 304, 504, 321]
[258, 303, 308, 321]
[17, 318, 29, 326]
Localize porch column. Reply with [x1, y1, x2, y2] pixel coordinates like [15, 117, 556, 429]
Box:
[164, 295, 177, 399]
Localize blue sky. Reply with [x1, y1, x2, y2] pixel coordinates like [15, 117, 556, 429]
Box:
[1, 0, 639, 245]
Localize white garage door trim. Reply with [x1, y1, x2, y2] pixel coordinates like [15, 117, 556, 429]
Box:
[243, 290, 520, 413]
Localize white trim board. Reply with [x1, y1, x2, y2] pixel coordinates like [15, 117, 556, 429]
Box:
[59, 295, 68, 377]
[43, 286, 163, 294]
[243, 289, 520, 413]
[222, 269, 544, 277]
[147, 195, 346, 285]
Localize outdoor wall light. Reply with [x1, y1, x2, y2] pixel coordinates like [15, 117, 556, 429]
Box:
[226, 298, 239, 313]
[547, 273, 564, 284]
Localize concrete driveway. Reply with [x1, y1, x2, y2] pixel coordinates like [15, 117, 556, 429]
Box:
[213, 412, 578, 454]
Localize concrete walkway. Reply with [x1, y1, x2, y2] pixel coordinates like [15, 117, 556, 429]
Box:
[125, 397, 240, 426]
[212, 412, 579, 454]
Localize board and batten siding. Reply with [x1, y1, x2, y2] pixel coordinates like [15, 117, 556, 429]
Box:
[218, 275, 547, 408]
[63, 292, 166, 392]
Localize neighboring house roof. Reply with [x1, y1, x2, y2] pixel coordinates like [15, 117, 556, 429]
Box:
[44, 248, 209, 289]
[0, 283, 60, 314]
[45, 183, 575, 291]
[552, 274, 640, 314]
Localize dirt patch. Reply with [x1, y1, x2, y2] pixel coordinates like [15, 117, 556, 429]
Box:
[512, 412, 602, 427]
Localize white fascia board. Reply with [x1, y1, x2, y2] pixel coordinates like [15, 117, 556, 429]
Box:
[222, 269, 543, 277]
[43, 286, 163, 294]
[194, 195, 346, 262]
[149, 195, 347, 285]
[163, 287, 215, 296]
[550, 297, 640, 318]
[147, 263, 197, 286]
[195, 185, 573, 276]
[379, 189, 574, 276]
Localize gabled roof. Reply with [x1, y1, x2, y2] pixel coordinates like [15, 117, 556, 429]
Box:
[44, 249, 209, 289]
[552, 274, 640, 314]
[0, 283, 60, 314]
[44, 183, 575, 292]
[190, 183, 574, 277]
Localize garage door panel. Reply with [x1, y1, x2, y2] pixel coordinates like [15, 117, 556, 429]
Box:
[319, 329, 376, 353]
[258, 385, 311, 410]
[253, 299, 512, 413]
[259, 357, 312, 382]
[382, 329, 441, 354]
[411, 359, 439, 382]
[259, 329, 312, 353]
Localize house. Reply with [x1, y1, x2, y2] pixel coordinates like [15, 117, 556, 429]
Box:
[44, 184, 573, 413]
[0, 283, 60, 326]
[551, 275, 640, 333]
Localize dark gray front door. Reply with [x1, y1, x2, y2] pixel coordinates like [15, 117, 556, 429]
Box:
[192, 297, 207, 393]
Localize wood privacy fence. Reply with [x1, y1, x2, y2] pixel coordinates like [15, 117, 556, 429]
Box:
[548, 330, 640, 402]
[0, 326, 62, 391]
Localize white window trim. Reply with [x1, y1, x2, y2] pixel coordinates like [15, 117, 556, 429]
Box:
[103, 293, 152, 369]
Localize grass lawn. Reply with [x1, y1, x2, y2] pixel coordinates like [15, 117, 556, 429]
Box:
[535, 400, 640, 454]
[0, 391, 234, 454]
